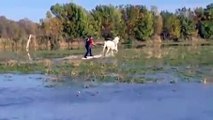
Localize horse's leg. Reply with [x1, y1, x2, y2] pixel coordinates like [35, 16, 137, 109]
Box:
[106, 47, 110, 56]
[102, 42, 106, 56]
[111, 49, 114, 56]
[113, 43, 118, 54]
[115, 46, 118, 53]
[103, 46, 106, 56]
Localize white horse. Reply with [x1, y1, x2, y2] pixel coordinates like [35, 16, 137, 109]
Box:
[102, 36, 120, 56]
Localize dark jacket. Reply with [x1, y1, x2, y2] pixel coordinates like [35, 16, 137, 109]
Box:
[85, 37, 94, 47]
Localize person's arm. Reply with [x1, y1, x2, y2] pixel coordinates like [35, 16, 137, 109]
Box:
[91, 38, 95, 46]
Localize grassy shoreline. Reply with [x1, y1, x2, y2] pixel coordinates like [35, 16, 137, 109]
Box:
[0, 44, 212, 83]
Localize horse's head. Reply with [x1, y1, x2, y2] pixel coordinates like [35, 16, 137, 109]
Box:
[113, 36, 119, 45]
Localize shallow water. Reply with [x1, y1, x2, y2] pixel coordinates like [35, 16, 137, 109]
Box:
[0, 74, 213, 120]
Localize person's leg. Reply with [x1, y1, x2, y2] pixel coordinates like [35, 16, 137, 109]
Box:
[84, 46, 89, 58]
[89, 47, 93, 56]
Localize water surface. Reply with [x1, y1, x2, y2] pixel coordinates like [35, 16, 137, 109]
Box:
[0, 74, 213, 120]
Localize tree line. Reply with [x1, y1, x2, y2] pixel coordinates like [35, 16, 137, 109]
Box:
[0, 3, 212, 50]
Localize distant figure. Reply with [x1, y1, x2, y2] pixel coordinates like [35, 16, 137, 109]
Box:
[84, 36, 95, 58]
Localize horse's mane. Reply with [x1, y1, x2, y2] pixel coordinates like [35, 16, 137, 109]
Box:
[113, 36, 119, 44]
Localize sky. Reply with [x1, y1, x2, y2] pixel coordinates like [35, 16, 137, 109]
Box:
[0, 0, 212, 23]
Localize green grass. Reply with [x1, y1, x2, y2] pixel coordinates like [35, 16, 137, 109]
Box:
[0, 45, 212, 83]
[0, 62, 45, 73]
[32, 49, 85, 59]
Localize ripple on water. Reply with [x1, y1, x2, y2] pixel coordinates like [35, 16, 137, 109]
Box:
[0, 97, 33, 107]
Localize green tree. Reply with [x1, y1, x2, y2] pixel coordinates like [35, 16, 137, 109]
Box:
[50, 3, 89, 41]
[151, 6, 163, 36]
[120, 5, 154, 41]
[205, 3, 213, 20]
[162, 12, 181, 40]
[176, 8, 196, 39]
[120, 5, 144, 40]
[91, 5, 123, 39]
[200, 21, 213, 39]
[196, 3, 213, 39]
[40, 11, 63, 49]
[134, 10, 154, 41]
[169, 16, 181, 40]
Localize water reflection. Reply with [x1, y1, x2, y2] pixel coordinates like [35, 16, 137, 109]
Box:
[203, 76, 213, 84]
[27, 52, 32, 61]
[0, 73, 213, 120]
[143, 37, 206, 59]
[144, 37, 165, 59]
[188, 37, 202, 54]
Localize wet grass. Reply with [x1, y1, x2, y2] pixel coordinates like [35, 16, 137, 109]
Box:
[32, 49, 85, 59]
[0, 45, 212, 83]
[0, 62, 46, 74]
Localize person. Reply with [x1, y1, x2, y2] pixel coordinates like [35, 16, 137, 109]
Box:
[84, 36, 95, 58]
